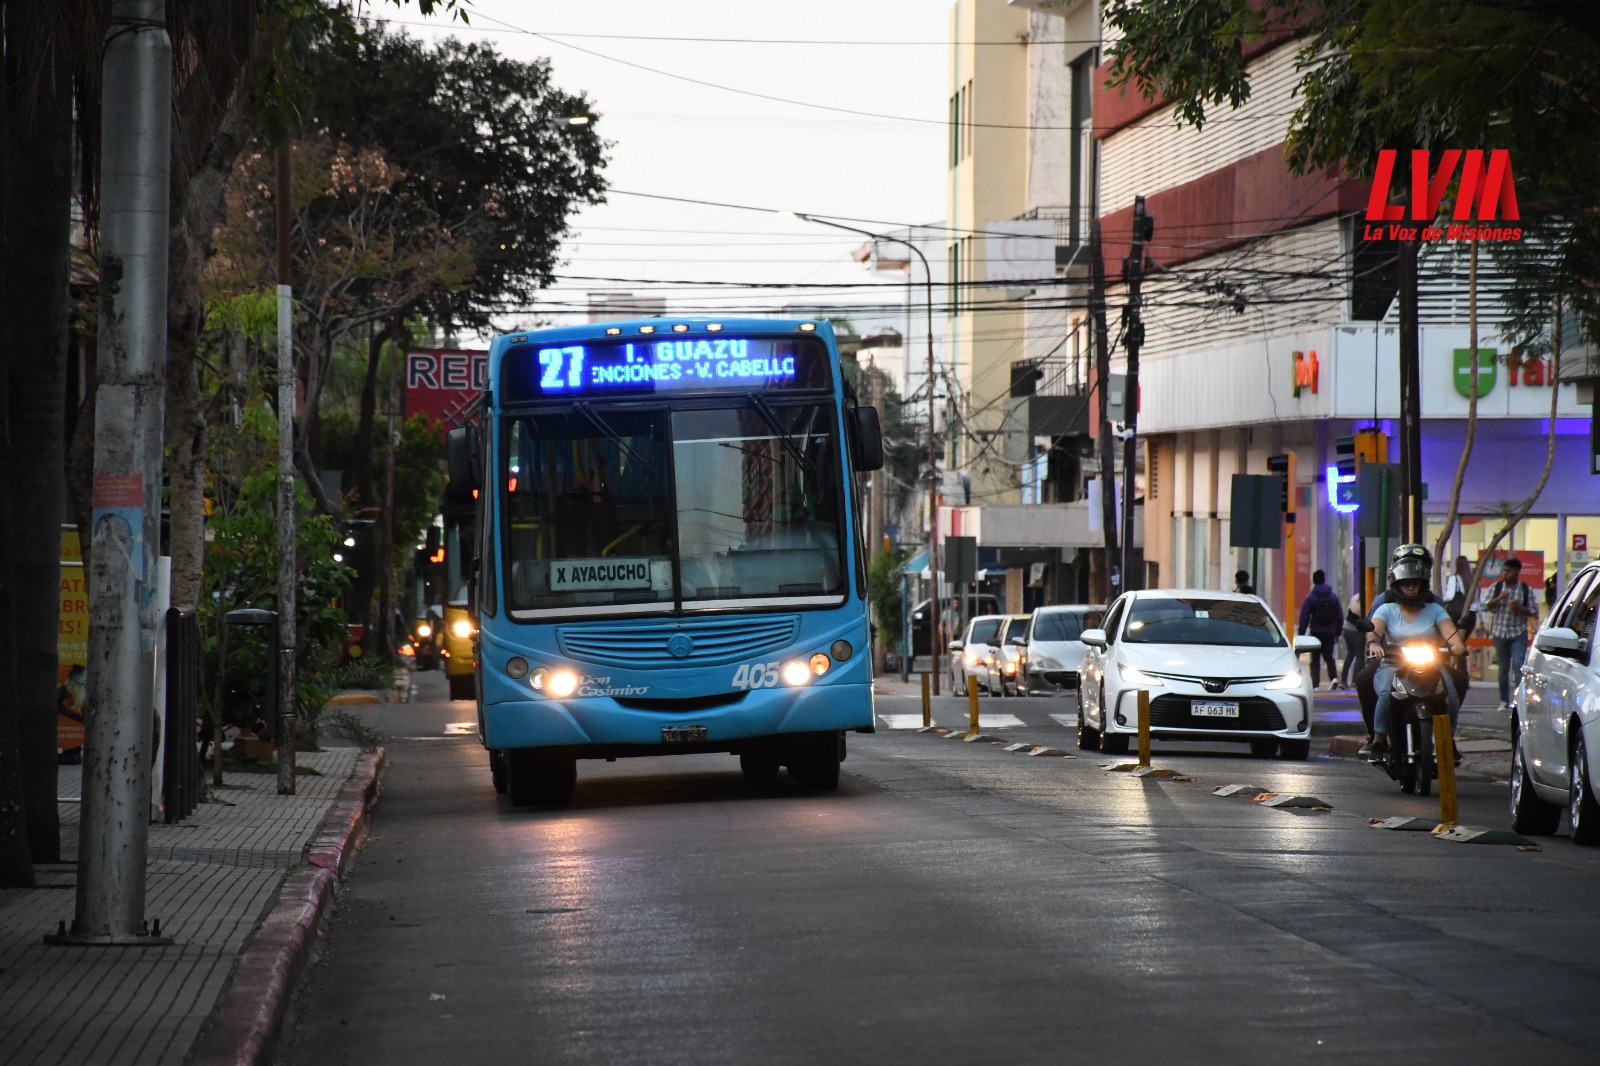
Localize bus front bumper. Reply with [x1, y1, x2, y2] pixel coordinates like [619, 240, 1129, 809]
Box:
[481, 680, 873, 752]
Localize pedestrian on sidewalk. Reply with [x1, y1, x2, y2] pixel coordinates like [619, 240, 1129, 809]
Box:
[1233, 569, 1254, 595]
[1481, 556, 1536, 712]
[1297, 570, 1343, 689]
[1443, 554, 1477, 639]
[1339, 590, 1364, 688]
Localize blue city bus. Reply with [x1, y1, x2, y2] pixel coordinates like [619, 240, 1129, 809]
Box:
[447, 317, 883, 808]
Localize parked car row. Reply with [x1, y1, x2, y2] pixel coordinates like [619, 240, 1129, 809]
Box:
[946, 604, 1105, 697]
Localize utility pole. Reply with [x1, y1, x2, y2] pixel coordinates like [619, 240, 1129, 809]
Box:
[378, 322, 400, 664]
[1120, 196, 1152, 593]
[61, 0, 172, 945]
[1397, 235, 1422, 542]
[275, 137, 298, 795]
[1089, 219, 1119, 599]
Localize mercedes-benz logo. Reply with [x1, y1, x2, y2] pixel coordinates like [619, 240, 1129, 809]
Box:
[667, 634, 695, 659]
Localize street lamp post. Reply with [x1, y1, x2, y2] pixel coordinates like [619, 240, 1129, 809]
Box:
[781, 211, 942, 693]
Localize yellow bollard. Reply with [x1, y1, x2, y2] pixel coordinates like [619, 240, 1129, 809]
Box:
[967, 674, 980, 735]
[1137, 689, 1151, 768]
[921, 673, 931, 728]
[1433, 713, 1459, 828]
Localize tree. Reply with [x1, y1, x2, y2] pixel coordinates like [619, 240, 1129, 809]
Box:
[1, 0, 468, 888]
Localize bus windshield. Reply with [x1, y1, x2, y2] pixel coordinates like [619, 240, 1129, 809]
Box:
[502, 401, 845, 617]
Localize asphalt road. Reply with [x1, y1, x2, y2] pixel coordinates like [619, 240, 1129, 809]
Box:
[281, 672, 1600, 1064]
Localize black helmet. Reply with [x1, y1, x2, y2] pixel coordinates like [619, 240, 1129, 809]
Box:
[1389, 556, 1430, 606]
[1391, 542, 1433, 570]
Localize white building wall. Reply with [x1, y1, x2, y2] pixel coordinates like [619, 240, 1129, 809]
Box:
[1099, 41, 1306, 216]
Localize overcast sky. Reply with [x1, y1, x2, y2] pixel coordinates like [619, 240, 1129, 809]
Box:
[396, 0, 952, 336]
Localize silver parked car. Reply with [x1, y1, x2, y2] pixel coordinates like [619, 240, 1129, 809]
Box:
[1510, 562, 1600, 842]
[1018, 604, 1104, 695]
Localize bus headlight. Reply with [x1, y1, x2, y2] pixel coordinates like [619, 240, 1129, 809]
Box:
[782, 660, 812, 686]
[506, 657, 529, 680]
[830, 640, 853, 661]
[809, 653, 831, 676]
[547, 669, 580, 698]
[451, 619, 474, 639]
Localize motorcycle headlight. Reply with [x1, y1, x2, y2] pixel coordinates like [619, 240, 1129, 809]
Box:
[1401, 645, 1437, 665]
[1265, 671, 1303, 690]
[1119, 663, 1164, 687]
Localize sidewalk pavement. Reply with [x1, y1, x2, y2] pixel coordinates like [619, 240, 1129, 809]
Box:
[0, 740, 386, 1066]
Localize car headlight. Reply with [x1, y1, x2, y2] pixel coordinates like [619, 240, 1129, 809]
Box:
[1119, 663, 1164, 687]
[1032, 655, 1061, 670]
[963, 649, 981, 666]
[1265, 671, 1304, 690]
[450, 619, 474, 639]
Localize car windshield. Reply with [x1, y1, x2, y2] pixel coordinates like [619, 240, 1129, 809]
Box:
[968, 618, 1001, 643]
[1033, 610, 1100, 642]
[1004, 618, 1028, 642]
[1120, 596, 1285, 647]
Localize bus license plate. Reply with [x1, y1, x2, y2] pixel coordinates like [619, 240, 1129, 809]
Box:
[1192, 700, 1239, 718]
[661, 726, 707, 743]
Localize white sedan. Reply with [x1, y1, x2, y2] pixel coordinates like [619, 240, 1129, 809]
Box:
[1510, 561, 1600, 842]
[1076, 589, 1320, 759]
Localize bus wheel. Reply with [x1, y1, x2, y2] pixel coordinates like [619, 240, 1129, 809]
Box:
[739, 750, 782, 783]
[448, 673, 475, 701]
[506, 749, 576, 809]
[787, 732, 842, 792]
[489, 750, 507, 794]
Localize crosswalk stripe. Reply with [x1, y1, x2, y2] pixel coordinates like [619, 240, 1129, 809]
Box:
[1048, 713, 1077, 729]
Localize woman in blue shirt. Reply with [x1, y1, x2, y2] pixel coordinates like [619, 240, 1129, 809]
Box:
[1364, 553, 1466, 760]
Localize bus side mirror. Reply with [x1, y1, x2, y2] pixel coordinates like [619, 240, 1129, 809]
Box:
[446, 426, 481, 493]
[852, 406, 883, 472]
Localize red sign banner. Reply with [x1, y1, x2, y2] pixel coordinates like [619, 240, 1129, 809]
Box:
[406, 348, 488, 428]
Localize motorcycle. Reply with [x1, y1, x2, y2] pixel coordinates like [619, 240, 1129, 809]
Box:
[1371, 639, 1454, 796]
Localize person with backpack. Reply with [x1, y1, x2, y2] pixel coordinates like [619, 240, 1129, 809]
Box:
[1482, 556, 1537, 712]
[1297, 569, 1344, 690]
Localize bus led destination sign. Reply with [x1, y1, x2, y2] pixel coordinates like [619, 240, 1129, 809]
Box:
[502, 335, 830, 400]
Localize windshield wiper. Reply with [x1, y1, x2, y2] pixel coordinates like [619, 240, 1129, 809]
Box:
[575, 402, 655, 478]
[747, 394, 815, 475]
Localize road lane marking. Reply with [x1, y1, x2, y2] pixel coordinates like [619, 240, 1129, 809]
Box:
[1048, 714, 1077, 729]
[880, 714, 933, 729]
[444, 722, 478, 735]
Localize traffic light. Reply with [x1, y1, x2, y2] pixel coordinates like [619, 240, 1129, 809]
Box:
[1335, 435, 1357, 478]
[1266, 452, 1296, 514]
[1353, 428, 1386, 464]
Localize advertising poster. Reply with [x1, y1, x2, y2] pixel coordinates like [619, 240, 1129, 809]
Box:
[58, 526, 87, 754]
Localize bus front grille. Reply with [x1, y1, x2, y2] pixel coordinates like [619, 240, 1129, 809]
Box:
[556, 616, 800, 667]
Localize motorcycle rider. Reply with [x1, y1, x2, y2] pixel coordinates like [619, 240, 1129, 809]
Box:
[1365, 550, 1467, 761]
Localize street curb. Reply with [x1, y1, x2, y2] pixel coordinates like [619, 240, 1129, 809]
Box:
[188, 747, 387, 1066]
